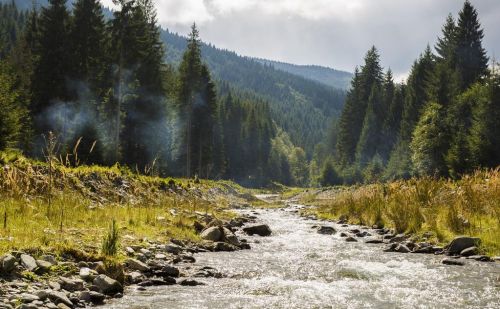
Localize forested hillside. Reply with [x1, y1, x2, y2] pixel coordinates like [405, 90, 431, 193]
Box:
[254, 58, 352, 90]
[161, 30, 346, 154]
[1, 0, 347, 156]
[320, 1, 500, 185]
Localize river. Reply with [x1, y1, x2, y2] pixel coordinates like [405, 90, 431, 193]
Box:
[107, 201, 500, 309]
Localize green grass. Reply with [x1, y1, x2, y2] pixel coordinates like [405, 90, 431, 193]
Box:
[303, 169, 500, 256]
[0, 152, 239, 260]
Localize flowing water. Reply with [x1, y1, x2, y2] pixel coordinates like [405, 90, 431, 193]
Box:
[108, 200, 500, 309]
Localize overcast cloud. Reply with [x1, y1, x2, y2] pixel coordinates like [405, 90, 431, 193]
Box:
[102, 0, 500, 81]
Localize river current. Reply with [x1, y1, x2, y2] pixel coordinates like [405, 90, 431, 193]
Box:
[107, 202, 500, 309]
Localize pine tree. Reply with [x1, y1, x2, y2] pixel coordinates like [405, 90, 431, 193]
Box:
[467, 72, 500, 169]
[410, 102, 448, 176]
[335, 67, 361, 165]
[0, 62, 27, 150]
[355, 83, 384, 165]
[69, 0, 108, 164]
[455, 0, 488, 90]
[380, 69, 397, 161]
[31, 0, 71, 141]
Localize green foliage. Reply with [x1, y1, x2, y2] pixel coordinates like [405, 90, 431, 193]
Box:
[0, 62, 27, 150]
[410, 102, 448, 176]
[320, 160, 341, 186]
[101, 219, 120, 256]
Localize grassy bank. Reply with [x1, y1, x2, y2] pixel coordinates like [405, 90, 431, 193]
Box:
[297, 169, 500, 255]
[0, 151, 245, 260]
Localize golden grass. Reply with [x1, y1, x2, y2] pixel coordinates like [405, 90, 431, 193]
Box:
[0, 152, 238, 260]
[305, 168, 500, 255]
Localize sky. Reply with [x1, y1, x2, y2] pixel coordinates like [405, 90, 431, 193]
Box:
[102, 0, 500, 82]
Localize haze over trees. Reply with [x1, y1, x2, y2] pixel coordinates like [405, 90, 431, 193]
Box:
[0, 0, 498, 187]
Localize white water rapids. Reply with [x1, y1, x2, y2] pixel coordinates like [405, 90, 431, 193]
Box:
[107, 202, 500, 309]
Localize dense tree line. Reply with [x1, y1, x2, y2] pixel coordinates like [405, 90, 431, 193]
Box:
[0, 0, 313, 187]
[324, 1, 499, 185]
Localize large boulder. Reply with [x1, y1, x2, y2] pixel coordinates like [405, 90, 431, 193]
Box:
[317, 226, 336, 235]
[242, 224, 272, 236]
[93, 274, 123, 295]
[20, 254, 37, 272]
[200, 227, 223, 242]
[446, 237, 480, 255]
[1, 254, 16, 273]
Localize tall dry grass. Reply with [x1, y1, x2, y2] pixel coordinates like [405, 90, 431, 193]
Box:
[0, 151, 236, 259]
[309, 168, 500, 255]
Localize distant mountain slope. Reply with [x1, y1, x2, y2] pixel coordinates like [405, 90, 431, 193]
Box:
[161, 30, 346, 154]
[254, 58, 352, 90]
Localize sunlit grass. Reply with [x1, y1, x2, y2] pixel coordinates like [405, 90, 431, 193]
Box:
[305, 168, 500, 255]
[0, 152, 237, 259]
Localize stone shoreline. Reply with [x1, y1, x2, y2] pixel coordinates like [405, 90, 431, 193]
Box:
[0, 211, 272, 309]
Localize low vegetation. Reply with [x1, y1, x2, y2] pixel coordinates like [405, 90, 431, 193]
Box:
[0, 151, 240, 260]
[300, 168, 500, 255]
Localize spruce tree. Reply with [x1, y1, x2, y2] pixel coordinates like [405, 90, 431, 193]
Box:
[69, 0, 108, 164]
[455, 0, 488, 90]
[467, 73, 500, 169]
[31, 0, 71, 141]
[335, 67, 361, 166]
[410, 102, 448, 177]
[355, 83, 383, 166]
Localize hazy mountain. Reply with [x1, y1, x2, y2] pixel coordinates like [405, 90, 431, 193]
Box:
[254, 59, 352, 90]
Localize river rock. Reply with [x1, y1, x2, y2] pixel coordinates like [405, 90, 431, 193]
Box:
[138, 278, 172, 287]
[125, 247, 135, 255]
[164, 243, 183, 254]
[446, 236, 480, 255]
[59, 277, 84, 292]
[412, 245, 434, 254]
[460, 246, 478, 257]
[36, 260, 53, 272]
[179, 279, 204, 286]
[200, 227, 223, 241]
[222, 227, 240, 246]
[127, 271, 145, 284]
[243, 224, 272, 236]
[93, 275, 123, 295]
[79, 267, 98, 281]
[213, 242, 238, 252]
[442, 258, 465, 266]
[46, 290, 73, 308]
[317, 226, 336, 235]
[158, 265, 180, 277]
[345, 236, 357, 242]
[19, 293, 39, 303]
[389, 234, 407, 243]
[1, 254, 16, 273]
[465, 255, 491, 262]
[78, 291, 105, 305]
[395, 244, 411, 253]
[126, 258, 150, 272]
[20, 254, 37, 271]
[365, 238, 384, 244]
